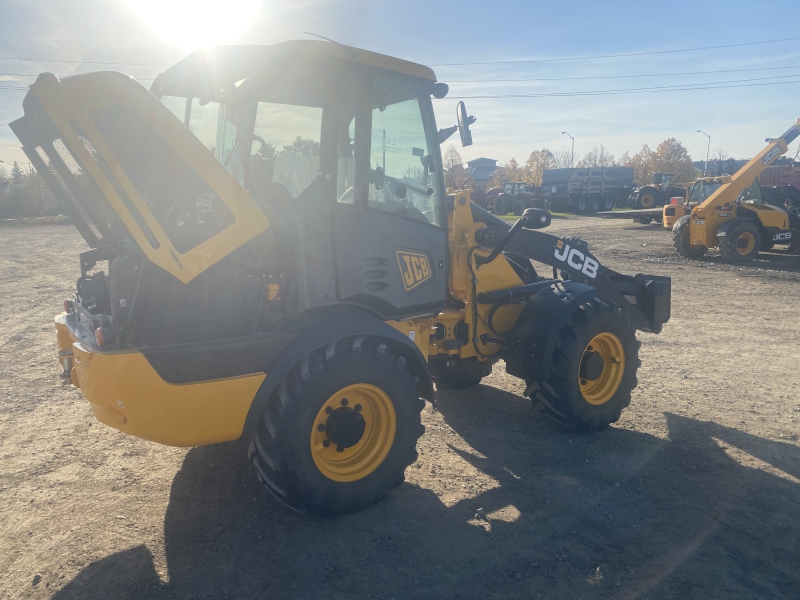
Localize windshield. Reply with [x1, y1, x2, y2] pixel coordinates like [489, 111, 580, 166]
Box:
[689, 181, 723, 202]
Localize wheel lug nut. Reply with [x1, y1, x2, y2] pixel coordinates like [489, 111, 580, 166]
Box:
[341, 398, 349, 406]
[325, 406, 333, 414]
[336, 446, 345, 453]
[318, 423, 326, 431]
[322, 439, 331, 448]
[354, 404, 362, 412]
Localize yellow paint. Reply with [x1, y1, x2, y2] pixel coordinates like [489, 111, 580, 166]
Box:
[30, 73, 270, 283]
[580, 332, 625, 405]
[310, 384, 396, 482]
[58, 313, 265, 446]
[741, 203, 788, 229]
[437, 192, 525, 360]
[388, 319, 435, 358]
[684, 120, 799, 250]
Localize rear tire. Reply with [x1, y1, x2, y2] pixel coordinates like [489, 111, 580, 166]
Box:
[639, 192, 657, 209]
[534, 299, 640, 431]
[672, 215, 706, 258]
[248, 337, 424, 516]
[430, 357, 497, 389]
[573, 198, 588, 213]
[494, 197, 508, 216]
[718, 219, 760, 263]
[602, 197, 615, 211]
[588, 197, 601, 212]
[512, 200, 525, 216]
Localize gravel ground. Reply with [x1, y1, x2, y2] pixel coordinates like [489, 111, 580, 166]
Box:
[1, 218, 798, 600]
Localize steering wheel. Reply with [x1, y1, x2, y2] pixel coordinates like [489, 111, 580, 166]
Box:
[251, 134, 269, 155]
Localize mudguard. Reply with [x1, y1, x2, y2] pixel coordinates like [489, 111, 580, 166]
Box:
[240, 305, 433, 438]
[504, 281, 597, 383]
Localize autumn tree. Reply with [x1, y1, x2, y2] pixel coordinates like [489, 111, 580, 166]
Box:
[488, 157, 525, 188]
[443, 145, 473, 190]
[576, 144, 617, 168]
[621, 145, 658, 186]
[525, 149, 556, 185]
[552, 146, 574, 169]
[654, 138, 698, 182]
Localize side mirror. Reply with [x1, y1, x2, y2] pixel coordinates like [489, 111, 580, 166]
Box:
[457, 101, 476, 147]
[521, 208, 551, 229]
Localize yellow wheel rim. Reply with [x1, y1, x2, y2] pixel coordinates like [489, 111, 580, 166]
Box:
[579, 332, 625, 406]
[310, 384, 396, 483]
[640, 194, 656, 208]
[736, 231, 755, 255]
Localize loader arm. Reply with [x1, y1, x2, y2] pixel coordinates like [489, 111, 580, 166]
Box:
[470, 204, 671, 334]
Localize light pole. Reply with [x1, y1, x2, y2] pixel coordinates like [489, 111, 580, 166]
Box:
[697, 130, 711, 176]
[562, 131, 574, 168]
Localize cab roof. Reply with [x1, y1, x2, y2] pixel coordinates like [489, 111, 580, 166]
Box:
[150, 40, 437, 100]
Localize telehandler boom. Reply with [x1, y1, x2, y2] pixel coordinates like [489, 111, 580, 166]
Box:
[11, 41, 670, 516]
[672, 119, 800, 262]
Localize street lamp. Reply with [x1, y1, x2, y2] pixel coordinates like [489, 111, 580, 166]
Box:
[697, 130, 711, 176]
[562, 131, 574, 168]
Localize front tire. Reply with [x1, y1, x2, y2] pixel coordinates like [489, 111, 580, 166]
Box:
[494, 197, 508, 216]
[248, 337, 425, 516]
[718, 219, 760, 263]
[534, 299, 640, 431]
[673, 215, 706, 258]
[512, 200, 525, 216]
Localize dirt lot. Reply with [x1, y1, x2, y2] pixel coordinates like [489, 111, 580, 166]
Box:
[1, 218, 799, 600]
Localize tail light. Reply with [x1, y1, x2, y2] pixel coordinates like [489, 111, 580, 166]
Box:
[95, 327, 106, 348]
[670, 197, 680, 204]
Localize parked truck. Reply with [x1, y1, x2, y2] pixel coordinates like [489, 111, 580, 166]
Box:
[541, 167, 634, 213]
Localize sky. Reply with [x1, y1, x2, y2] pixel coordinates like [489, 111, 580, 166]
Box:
[2, 0, 800, 171]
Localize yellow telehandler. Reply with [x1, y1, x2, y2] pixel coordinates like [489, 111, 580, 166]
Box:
[671, 120, 800, 262]
[11, 41, 670, 516]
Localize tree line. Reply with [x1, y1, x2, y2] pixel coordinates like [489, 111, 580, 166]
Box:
[444, 137, 699, 192]
[0, 162, 61, 219]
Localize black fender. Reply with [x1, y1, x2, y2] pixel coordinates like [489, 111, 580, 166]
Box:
[504, 281, 598, 383]
[716, 216, 755, 237]
[240, 304, 433, 438]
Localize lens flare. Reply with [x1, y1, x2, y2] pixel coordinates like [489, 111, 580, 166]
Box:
[122, 0, 260, 52]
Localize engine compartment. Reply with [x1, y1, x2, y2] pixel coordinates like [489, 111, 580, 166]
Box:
[70, 224, 293, 351]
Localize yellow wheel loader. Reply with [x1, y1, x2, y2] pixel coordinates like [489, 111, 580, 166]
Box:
[11, 41, 671, 516]
[671, 120, 800, 262]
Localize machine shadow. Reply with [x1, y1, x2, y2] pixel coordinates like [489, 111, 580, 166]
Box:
[53, 386, 800, 600]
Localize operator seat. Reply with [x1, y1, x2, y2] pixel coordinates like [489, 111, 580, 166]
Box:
[248, 153, 292, 213]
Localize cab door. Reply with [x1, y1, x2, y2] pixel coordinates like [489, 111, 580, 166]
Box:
[13, 73, 269, 283]
[332, 72, 447, 320]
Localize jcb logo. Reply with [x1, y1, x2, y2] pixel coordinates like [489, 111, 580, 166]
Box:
[762, 145, 780, 165]
[554, 240, 599, 279]
[397, 251, 432, 291]
[773, 232, 792, 241]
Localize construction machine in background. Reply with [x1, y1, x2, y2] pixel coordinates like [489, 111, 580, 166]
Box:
[541, 167, 634, 213]
[672, 119, 800, 262]
[11, 41, 671, 517]
[628, 173, 687, 209]
[491, 182, 542, 215]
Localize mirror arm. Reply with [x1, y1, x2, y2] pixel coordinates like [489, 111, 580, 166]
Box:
[437, 125, 458, 144]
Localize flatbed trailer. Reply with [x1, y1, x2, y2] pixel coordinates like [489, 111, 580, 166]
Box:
[597, 208, 665, 225]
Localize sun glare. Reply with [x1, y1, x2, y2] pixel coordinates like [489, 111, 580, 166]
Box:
[121, 0, 260, 53]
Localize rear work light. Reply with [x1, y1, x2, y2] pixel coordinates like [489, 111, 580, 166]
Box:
[95, 327, 105, 348]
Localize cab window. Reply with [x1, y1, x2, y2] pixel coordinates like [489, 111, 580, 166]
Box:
[365, 76, 441, 226]
[738, 180, 763, 205]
